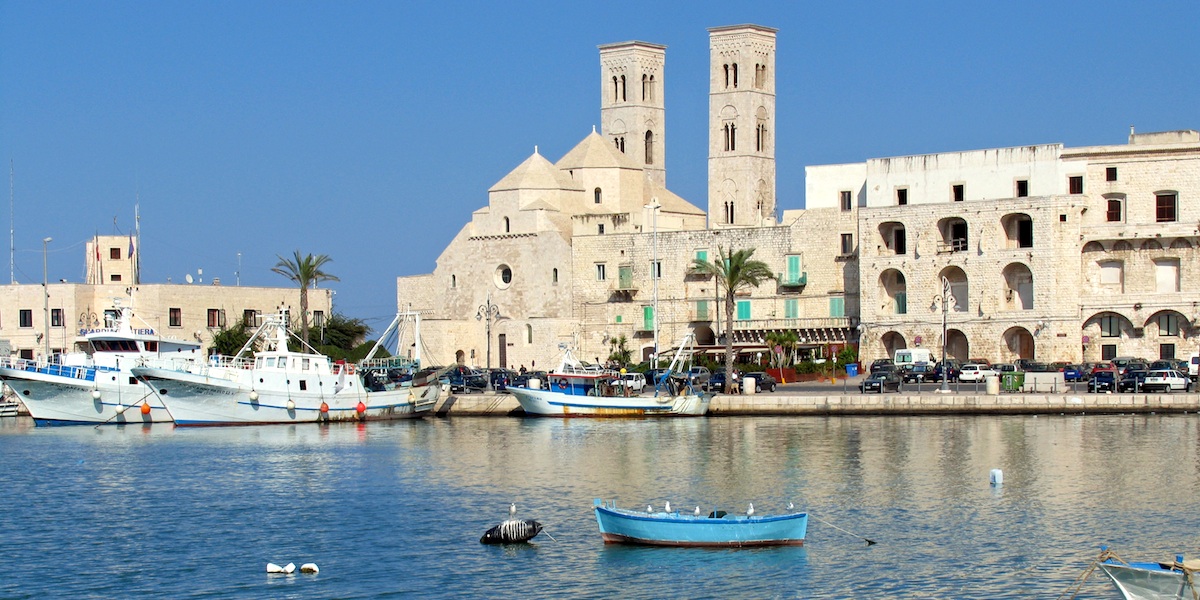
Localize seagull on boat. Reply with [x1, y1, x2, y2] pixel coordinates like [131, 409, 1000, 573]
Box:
[747, 503, 754, 517]
[648, 505, 654, 513]
[694, 506, 701, 516]
[664, 501, 671, 513]
[788, 502, 794, 510]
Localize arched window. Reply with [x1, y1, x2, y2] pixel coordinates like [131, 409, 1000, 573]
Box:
[644, 130, 653, 165]
[526, 324, 533, 344]
[552, 268, 558, 284]
[451, 274, 456, 288]
[755, 122, 767, 152]
[723, 123, 737, 151]
[732, 63, 738, 87]
[594, 188, 602, 204]
[612, 76, 619, 102]
[642, 74, 649, 100]
[649, 75, 655, 101]
[723, 64, 730, 88]
[620, 75, 626, 101]
[503, 217, 510, 233]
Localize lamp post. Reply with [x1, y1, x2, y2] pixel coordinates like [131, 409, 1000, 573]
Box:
[42, 236, 52, 360]
[475, 291, 501, 387]
[932, 276, 954, 393]
[644, 198, 661, 365]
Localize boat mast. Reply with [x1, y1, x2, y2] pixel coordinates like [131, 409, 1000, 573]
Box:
[9, 160, 13, 284]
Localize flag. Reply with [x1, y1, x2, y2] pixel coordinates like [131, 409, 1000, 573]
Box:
[128, 234, 135, 259]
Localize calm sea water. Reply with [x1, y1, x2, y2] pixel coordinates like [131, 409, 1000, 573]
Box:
[1, 413, 1197, 599]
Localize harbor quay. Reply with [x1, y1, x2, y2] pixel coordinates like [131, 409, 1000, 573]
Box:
[433, 388, 1200, 417]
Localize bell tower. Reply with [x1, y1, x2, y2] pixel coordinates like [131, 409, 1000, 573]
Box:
[599, 41, 666, 187]
[707, 24, 777, 228]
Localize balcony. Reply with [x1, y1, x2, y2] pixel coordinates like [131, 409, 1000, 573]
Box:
[776, 271, 807, 288]
[729, 316, 852, 332]
[937, 239, 968, 254]
[686, 266, 713, 280]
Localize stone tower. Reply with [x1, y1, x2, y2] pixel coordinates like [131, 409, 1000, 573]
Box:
[707, 24, 777, 227]
[599, 41, 666, 187]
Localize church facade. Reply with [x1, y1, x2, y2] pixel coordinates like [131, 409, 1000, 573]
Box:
[397, 23, 1200, 370]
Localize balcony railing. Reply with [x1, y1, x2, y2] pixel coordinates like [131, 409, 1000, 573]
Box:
[776, 272, 807, 287]
[729, 317, 852, 331]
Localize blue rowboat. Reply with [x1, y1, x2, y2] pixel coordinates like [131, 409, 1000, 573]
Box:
[593, 499, 807, 547]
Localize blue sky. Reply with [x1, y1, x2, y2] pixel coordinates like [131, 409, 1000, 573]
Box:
[2, 1, 1197, 333]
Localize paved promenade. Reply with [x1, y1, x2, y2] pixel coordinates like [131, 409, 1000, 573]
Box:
[433, 387, 1200, 417]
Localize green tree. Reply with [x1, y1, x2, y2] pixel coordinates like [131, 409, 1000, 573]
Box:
[691, 247, 775, 391]
[312, 313, 372, 361]
[209, 322, 251, 357]
[271, 250, 340, 345]
[607, 334, 632, 366]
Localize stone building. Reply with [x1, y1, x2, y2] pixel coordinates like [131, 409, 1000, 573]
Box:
[397, 22, 1199, 371]
[0, 235, 332, 359]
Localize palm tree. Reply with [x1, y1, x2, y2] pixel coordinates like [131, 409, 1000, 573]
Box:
[272, 250, 340, 345]
[691, 247, 775, 391]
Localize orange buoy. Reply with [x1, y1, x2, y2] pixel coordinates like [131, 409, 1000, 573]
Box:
[140, 402, 151, 415]
[319, 402, 329, 413]
[356, 401, 366, 413]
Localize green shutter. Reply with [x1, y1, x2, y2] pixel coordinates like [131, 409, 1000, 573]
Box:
[786, 255, 800, 284]
[829, 297, 845, 317]
[785, 298, 799, 319]
[615, 315, 622, 324]
[696, 300, 708, 321]
[895, 292, 907, 315]
[696, 250, 707, 263]
[736, 300, 751, 321]
[643, 305, 654, 331]
[618, 266, 633, 290]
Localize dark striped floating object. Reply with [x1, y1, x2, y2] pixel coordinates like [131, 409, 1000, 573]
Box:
[480, 519, 544, 544]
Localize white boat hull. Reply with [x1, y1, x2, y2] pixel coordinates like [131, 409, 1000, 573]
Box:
[1100, 562, 1197, 600]
[0, 366, 170, 425]
[509, 386, 708, 417]
[133, 366, 439, 426]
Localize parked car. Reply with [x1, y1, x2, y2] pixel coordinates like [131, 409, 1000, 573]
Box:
[870, 359, 894, 374]
[444, 365, 488, 393]
[1141, 369, 1191, 393]
[932, 361, 961, 382]
[1089, 362, 1116, 376]
[744, 371, 777, 393]
[1120, 362, 1150, 376]
[511, 370, 548, 389]
[707, 369, 733, 392]
[687, 366, 712, 387]
[489, 369, 516, 391]
[1149, 359, 1187, 373]
[1117, 370, 1149, 393]
[993, 363, 1017, 374]
[1062, 364, 1087, 382]
[967, 358, 992, 367]
[611, 372, 647, 393]
[959, 363, 998, 382]
[1088, 371, 1117, 392]
[859, 368, 902, 393]
[902, 364, 935, 384]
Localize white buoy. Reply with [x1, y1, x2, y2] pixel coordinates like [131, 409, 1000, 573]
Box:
[990, 468, 1004, 486]
[91, 390, 101, 400]
[300, 563, 319, 574]
[249, 391, 259, 401]
[283, 562, 296, 574]
[286, 399, 295, 410]
[266, 563, 284, 573]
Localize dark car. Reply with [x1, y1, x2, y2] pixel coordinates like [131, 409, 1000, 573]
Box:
[744, 371, 777, 392]
[444, 366, 487, 393]
[1088, 370, 1117, 392]
[1117, 370, 1149, 393]
[860, 368, 902, 393]
[511, 370, 548, 389]
[869, 359, 894, 374]
[902, 364, 934, 384]
[1120, 362, 1150, 377]
[932, 360, 961, 382]
[489, 369, 516, 391]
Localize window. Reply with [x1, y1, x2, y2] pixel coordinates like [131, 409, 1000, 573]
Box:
[755, 122, 767, 152]
[614, 137, 625, 153]
[896, 188, 908, 206]
[736, 300, 750, 321]
[594, 188, 602, 204]
[695, 249, 708, 264]
[645, 131, 653, 164]
[784, 298, 798, 319]
[1017, 218, 1033, 248]
[784, 255, 802, 284]
[840, 234, 854, 255]
[552, 268, 558, 284]
[1100, 315, 1121, 337]
[894, 292, 907, 315]
[504, 217, 510, 233]
[598, 224, 605, 235]
[1016, 180, 1029, 197]
[754, 63, 766, 88]
[207, 309, 226, 328]
[1101, 344, 1117, 360]
[169, 308, 182, 327]
[894, 228, 907, 255]
[952, 184, 964, 202]
[243, 309, 259, 327]
[109, 247, 121, 260]
[19, 309, 32, 328]
[595, 264, 607, 281]
[1158, 314, 1180, 337]
[619, 75, 626, 101]
[618, 266, 633, 289]
[1106, 198, 1123, 222]
[1099, 261, 1123, 288]
[829, 297, 845, 317]
[723, 122, 737, 151]
[451, 275, 456, 288]
[1069, 176, 1084, 194]
[1154, 258, 1180, 292]
[526, 324, 533, 344]
[51, 309, 63, 327]
[651, 260, 661, 279]
[312, 311, 326, 329]
[695, 301, 709, 321]
[840, 190, 852, 211]
[1161, 344, 1176, 360]
[1156, 193, 1177, 222]
[1106, 167, 1117, 181]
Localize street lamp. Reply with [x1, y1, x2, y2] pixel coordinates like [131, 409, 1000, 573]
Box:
[931, 276, 954, 393]
[475, 291, 501, 387]
[644, 198, 661, 365]
[42, 236, 52, 360]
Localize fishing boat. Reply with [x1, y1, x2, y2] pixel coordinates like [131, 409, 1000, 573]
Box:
[1098, 550, 1199, 600]
[508, 333, 710, 417]
[130, 312, 442, 426]
[0, 305, 203, 425]
[593, 499, 807, 547]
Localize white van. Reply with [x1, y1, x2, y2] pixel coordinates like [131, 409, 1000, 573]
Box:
[1189, 353, 1199, 380]
[893, 349, 934, 372]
